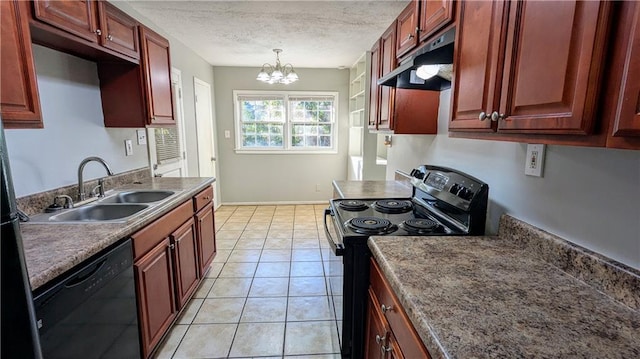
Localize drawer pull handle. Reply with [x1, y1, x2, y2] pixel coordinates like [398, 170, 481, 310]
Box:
[375, 334, 386, 344]
[203, 196, 210, 200]
[381, 304, 393, 313]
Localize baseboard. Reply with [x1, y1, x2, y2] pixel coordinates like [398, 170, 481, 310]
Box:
[220, 200, 330, 206]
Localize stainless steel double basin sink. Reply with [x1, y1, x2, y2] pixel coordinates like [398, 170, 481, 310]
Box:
[31, 190, 176, 223]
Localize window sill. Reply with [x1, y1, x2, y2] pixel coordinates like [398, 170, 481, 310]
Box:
[234, 149, 338, 155]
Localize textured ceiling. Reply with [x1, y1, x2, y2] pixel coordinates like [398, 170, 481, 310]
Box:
[125, 0, 409, 69]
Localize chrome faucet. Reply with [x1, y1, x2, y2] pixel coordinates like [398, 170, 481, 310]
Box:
[77, 157, 114, 201]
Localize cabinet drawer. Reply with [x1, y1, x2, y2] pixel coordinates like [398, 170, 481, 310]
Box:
[193, 186, 213, 212]
[132, 200, 193, 260]
[369, 258, 430, 359]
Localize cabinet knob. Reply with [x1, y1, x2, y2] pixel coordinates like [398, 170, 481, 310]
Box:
[490, 111, 505, 122]
[169, 243, 175, 249]
[381, 304, 393, 313]
[107, 34, 113, 41]
[151, 116, 156, 122]
[95, 29, 102, 35]
[375, 334, 386, 344]
[406, 33, 414, 41]
[479, 112, 489, 121]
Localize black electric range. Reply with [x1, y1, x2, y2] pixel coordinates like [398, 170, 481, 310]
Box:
[323, 165, 489, 358]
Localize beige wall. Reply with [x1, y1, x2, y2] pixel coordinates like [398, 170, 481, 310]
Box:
[386, 90, 640, 269]
[212, 67, 350, 203]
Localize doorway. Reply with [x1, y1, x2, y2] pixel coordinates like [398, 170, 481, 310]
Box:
[194, 77, 218, 207]
[147, 67, 188, 177]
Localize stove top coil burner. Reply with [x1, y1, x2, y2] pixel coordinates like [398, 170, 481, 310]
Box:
[373, 199, 413, 214]
[402, 218, 445, 234]
[347, 217, 397, 235]
[338, 200, 369, 212]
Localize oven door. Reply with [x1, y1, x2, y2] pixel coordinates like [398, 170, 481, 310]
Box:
[323, 208, 345, 354]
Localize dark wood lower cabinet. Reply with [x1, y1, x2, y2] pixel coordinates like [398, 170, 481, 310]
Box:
[196, 203, 216, 276]
[368, 258, 431, 359]
[171, 218, 200, 309]
[133, 187, 216, 358]
[134, 238, 176, 359]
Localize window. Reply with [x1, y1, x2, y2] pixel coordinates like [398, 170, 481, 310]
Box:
[234, 91, 338, 153]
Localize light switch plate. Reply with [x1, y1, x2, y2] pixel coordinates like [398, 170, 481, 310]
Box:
[125, 139, 133, 156]
[525, 144, 545, 177]
[224, 130, 231, 139]
[136, 129, 147, 145]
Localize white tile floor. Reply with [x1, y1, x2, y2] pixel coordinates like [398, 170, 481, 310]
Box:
[154, 204, 341, 359]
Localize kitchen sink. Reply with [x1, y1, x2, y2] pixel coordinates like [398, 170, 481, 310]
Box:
[48, 204, 149, 222]
[100, 190, 175, 204]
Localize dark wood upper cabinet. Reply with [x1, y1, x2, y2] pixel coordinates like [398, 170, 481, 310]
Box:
[33, 0, 99, 43]
[419, 0, 454, 42]
[497, 1, 611, 135]
[1, 0, 42, 128]
[140, 25, 175, 126]
[369, 40, 381, 129]
[604, 1, 640, 150]
[97, 1, 139, 60]
[99, 25, 174, 127]
[450, 0, 507, 132]
[396, 2, 420, 58]
[378, 22, 397, 132]
[450, 0, 612, 137]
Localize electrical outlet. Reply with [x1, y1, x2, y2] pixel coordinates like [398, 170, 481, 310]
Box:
[125, 139, 133, 156]
[224, 130, 231, 139]
[525, 144, 545, 177]
[315, 184, 322, 192]
[136, 129, 147, 145]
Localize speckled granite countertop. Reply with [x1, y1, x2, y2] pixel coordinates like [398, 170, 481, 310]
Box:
[369, 215, 640, 358]
[21, 177, 215, 290]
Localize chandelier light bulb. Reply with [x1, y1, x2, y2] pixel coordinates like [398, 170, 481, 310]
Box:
[256, 49, 299, 84]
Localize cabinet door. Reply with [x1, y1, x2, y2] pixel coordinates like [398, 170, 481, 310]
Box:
[392, 89, 439, 135]
[1, 0, 42, 128]
[379, 22, 397, 131]
[419, 0, 454, 42]
[450, 0, 508, 131]
[497, 1, 611, 134]
[98, 1, 139, 60]
[610, 2, 640, 140]
[365, 289, 390, 359]
[196, 203, 216, 276]
[134, 238, 176, 358]
[369, 40, 381, 129]
[33, 0, 98, 42]
[140, 26, 175, 125]
[171, 218, 200, 309]
[396, 1, 420, 58]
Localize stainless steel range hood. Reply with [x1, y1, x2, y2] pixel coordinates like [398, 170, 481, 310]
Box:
[378, 27, 455, 91]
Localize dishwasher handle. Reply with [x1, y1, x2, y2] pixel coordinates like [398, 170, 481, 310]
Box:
[65, 258, 107, 288]
[324, 208, 344, 256]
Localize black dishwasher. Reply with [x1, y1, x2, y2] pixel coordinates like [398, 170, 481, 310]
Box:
[34, 239, 140, 358]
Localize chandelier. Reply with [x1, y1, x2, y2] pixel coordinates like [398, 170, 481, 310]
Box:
[256, 49, 299, 84]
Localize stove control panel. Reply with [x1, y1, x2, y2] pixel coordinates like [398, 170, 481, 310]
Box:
[449, 183, 474, 201]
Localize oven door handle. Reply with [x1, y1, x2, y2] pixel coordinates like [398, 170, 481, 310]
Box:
[324, 208, 344, 256]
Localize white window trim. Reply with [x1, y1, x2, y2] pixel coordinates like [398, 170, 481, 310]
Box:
[233, 90, 339, 154]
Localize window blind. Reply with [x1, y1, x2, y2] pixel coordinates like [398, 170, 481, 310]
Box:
[154, 127, 181, 163]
